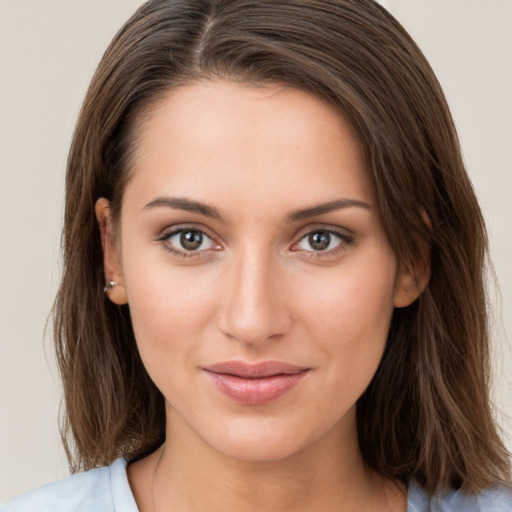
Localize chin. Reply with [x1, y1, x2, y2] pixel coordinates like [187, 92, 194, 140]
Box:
[212, 437, 305, 463]
[199, 415, 324, 463]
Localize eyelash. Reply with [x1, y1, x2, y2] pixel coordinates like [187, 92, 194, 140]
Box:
[155, 226, 353, 259]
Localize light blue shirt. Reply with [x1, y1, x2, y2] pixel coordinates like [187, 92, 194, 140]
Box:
[2, 458, 511, 511]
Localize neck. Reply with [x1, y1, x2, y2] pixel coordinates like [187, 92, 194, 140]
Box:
[128, 407, 406, 512]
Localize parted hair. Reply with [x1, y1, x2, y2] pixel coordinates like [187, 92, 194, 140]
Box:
[54, 0, 511, 493]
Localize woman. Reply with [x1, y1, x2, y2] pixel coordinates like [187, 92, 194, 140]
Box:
[3, 0, 511, 510]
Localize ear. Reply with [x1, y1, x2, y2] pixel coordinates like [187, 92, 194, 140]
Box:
[95, 198, 128, 305]
[393, 258, 430, 308]
[393, 213, 431, 308]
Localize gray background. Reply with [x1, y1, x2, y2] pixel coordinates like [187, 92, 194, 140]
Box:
[1, 0, 511, 501]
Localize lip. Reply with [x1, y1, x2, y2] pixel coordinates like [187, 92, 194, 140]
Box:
[203, 361, 310, 405]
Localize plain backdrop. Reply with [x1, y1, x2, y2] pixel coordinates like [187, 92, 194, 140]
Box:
[0, 0, 511, 502]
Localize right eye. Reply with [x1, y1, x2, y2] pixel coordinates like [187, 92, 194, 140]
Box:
[159, 228, 220, 257]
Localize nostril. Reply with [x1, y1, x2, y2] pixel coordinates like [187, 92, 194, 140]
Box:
[217, 301, 292, 347]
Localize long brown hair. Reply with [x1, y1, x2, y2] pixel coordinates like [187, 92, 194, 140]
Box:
[54, 0, 511, 493]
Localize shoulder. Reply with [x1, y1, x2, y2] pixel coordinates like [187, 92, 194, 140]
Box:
[408, 480, 512, 512]
[0, 458, 138, 512]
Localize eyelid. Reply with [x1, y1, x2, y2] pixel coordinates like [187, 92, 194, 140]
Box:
[156, 221, 219, 239]
[291, 223, 354, 243]
[154, 223, 353, 258]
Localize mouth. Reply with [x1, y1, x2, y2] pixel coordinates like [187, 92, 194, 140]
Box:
[203, 361, 310, 405]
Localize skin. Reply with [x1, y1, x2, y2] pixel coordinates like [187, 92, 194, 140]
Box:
[96, 80, 427, 511]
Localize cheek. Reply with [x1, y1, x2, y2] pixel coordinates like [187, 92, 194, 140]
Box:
[302, 265, 395, 336]
[296, 252, 397, 384]
[120, 245, 221, 372]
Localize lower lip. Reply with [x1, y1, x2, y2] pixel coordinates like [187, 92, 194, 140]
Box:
[205, 371, 308, 405]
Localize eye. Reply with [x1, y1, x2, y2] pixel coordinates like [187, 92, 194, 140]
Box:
[163, 228, 218, 254]
[294, 229, 350, 253]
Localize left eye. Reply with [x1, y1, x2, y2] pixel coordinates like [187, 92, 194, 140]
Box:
[167, 229, 216, 252]
[296, 230, 345, 252]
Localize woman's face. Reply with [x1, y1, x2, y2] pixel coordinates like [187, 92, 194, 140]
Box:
[99, 80, 417, 462]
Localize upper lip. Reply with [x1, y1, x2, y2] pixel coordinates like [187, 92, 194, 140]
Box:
[203, 361, 310, 378]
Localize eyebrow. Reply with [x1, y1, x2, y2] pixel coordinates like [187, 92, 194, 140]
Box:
[286, 199, 371, 222]
[142, 196, 370, 223]
[143, 196, 224, 221]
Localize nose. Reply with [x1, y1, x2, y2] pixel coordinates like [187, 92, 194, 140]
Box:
[217, 249, 292, 347]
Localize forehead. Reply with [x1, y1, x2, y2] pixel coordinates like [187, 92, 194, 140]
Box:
[124, 80, 372, 216]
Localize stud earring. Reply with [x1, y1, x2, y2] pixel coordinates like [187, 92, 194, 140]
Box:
[104, 281, 118, 293]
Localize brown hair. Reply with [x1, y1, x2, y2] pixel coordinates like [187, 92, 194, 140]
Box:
[54, 0, 510, 493]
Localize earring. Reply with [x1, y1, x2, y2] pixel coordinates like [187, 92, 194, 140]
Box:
[104, 281, 118, 293]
